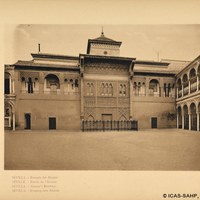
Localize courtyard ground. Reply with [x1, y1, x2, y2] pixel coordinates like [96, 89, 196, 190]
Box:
[4, 129, 200, 170]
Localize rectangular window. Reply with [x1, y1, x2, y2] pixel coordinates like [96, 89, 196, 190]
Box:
[49, 117, 56, 130]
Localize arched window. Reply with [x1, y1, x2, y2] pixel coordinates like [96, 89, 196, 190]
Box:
[70, 79, 74, 91]
[177, 78, 182, 98]
[133, 82, 137, 96]
[167, 83, 171, 97]
[74, 79, 78, 92]
[108, 83, 113, 96]
[189, 68, 197, 93]
[182, 74, 188, 96]
[4, 103, 12, 128]
[45, 74, 60, 94]
[149, 79, 160, 97]
[105, 83, 108, 96]
[86, 82, 94, 96]
[5, 72, 11, 94]
[28, 77, 33, 93]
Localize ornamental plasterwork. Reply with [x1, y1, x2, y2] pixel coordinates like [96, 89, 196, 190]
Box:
[97, 97, 117, 107]
[118, 108, 129, 120]
[20, 71, 39, 80]
[84, 107, 96, 119]
[84, 63, 129, 75]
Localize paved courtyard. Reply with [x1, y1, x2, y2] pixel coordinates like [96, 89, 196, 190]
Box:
[4, 129, 200, 170]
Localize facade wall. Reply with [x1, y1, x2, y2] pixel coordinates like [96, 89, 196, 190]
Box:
[90, 44, 120, 56]
[82, 59, 131, 121]
[132, 97, 176, 129]
[131, 75, 176, 129]
[15, 97, 80, 130]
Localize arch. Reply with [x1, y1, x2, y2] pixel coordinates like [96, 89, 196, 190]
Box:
[190, 102, 197, 130]
[182, 74, 188, 83]
[87, 115, 94, 121]
[182, 74, 189, 96]
[190, 68, 197, 93]
[45, 74, 60, 93]
[108, 83, 113, 96]
[177, 78, 182, 98]
[149, 79, 160, 97]
[4, 72, 11, 94]
[189, 68, 196, 79]
[183, 104, 189, 129]
[27, 77, 33, 93]
[198, 64, 200, 75]
[177, 78, 182, 89]
[119, 115, 127, 121]
[177, 106, 182, 129]
[4, 101, 14, 128]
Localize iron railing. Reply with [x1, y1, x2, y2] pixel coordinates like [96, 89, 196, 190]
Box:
[82, 120, 138, 132]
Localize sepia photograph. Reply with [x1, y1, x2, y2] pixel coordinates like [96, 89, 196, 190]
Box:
[4, 24, 200, 170]
[1, 1, 200, 199]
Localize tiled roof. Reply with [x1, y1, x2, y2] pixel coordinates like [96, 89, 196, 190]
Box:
[14, 60, 79, 70]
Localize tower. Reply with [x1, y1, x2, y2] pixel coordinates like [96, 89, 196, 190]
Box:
[86, 30, 122, 56]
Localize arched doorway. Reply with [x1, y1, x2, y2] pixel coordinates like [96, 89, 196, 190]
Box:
[177, 106, 182, 129]
[25, 113, 31, 129]
[190, 103, 197, 131]
[183, 105, 189, 129]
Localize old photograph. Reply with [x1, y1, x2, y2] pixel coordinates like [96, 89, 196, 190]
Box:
[4, 24, 200, 170]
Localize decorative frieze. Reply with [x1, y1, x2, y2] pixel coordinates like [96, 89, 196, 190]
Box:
[84, 63, 129, 75]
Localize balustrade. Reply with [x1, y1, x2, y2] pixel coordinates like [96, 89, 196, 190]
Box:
[82, 120, 138, 131]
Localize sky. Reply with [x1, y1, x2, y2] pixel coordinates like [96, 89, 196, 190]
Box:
[4, 24, 200, 64]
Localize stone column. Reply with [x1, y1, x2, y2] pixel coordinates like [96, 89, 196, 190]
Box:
[176, 112, 179, 129]
[197, 112, 199, 131]
[197, 76, 199, 91]
[189, 113, 191, 130]
[189, 81, 191, 94]
[182, 84, 184, 97]
[182, 112, 184, 130]
[12, 79, 15, 94]
[12, 112, 15, 131]
[176, 87, 179, 99]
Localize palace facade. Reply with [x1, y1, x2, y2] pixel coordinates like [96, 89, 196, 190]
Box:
[4, 32, 200, 131]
